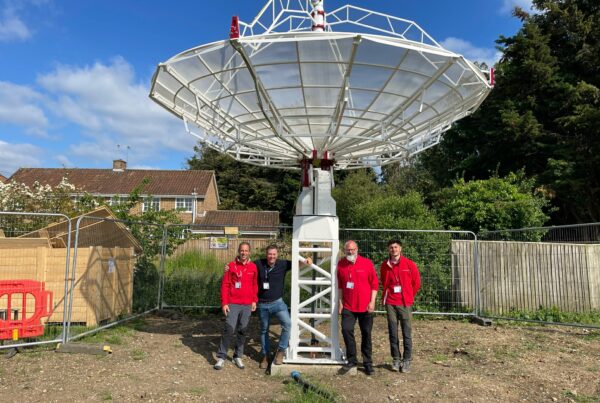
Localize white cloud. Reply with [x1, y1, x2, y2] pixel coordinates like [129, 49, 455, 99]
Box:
[441, 37, 502, 68]
[500, 0, 535, 15]
[0, 140, 42, 176]
[0, 81, 49, 136]
[55, 154, 72, 168]
[0, 6, 31, 42]
[37, 57, 196, 165]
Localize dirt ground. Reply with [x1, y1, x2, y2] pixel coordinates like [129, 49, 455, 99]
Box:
[1, 312, 600, 402]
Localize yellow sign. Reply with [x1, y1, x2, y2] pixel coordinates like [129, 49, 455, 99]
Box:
[224, 226, 239, 235]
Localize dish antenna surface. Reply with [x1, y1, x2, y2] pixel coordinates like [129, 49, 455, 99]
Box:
[150, 0, 492, 366]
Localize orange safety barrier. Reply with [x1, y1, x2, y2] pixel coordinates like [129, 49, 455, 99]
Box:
[0, 280, 53, 340]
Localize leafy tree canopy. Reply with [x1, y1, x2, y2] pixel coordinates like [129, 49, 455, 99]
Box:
[433, 171, 554, 233]
[421, 0, 600, 224]
[187, 146, 300, 224]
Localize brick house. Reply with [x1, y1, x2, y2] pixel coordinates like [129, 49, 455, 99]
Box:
[9, 160, 219, 224]
[194, 210, 280, 238]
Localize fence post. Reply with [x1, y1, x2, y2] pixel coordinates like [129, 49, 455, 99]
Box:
[473, 233, 481, 316]
[60, 216, 72, 344]
[157, 226, 169, 310]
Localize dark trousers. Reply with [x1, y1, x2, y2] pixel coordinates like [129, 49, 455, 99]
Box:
[217, 304, 252, 359]
[341, 308, 373, 367]
[386, 304, 413, 361]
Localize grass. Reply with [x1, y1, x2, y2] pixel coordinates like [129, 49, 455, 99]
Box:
[189, 387, 207, 396]
[431, 353, 449, 362]
[279, 379, 338, 403]
[77, 318, 145, 345]
[164, 251, 226, 276]
[562, 390, 600, 403]
[99, 391, 113, 401]
[130, 348, 148, 361]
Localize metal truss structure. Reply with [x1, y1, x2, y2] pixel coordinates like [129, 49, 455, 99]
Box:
[150, 0, 493, 366]
[150, 0, 493, 169]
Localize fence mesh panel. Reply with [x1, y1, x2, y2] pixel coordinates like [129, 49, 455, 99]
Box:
[0, 212, 71, 349]
[66, 216, 163, 340]
[477, 223, 600, 325]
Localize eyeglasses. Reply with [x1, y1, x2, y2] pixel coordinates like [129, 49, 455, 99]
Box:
[345, 248, 357, 252]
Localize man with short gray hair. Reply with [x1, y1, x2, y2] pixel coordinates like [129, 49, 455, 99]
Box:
[337, 240, 379, 375]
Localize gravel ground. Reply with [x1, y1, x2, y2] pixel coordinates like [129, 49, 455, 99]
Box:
[1, 312, 599, 402]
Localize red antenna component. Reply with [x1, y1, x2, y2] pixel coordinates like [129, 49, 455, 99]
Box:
[230, 16, 240, 39]
[301, 158, 312, 187]
[490, 67, 495, 86]
[311, 0, 326, 32]
[0, 280, 53, 340]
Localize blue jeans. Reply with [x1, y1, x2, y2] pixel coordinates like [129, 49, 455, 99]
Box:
[257, 298, 291, 355]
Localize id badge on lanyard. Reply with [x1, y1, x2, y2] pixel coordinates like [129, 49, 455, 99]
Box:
[393, 285, 401, 293]
[264, 266, 274, 290]
[235, 281, 242, 289]
[346, 266, 355, 289]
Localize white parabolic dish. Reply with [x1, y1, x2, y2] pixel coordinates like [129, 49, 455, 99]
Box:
[150, 2, 493, 170]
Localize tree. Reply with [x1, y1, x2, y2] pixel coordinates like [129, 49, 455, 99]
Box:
[0, 178, 100, 235]
[421, 0, 600, 224]
[332, 169, 382, 227]
[188, 146, 300, 224]
[434, 171, 553, 236]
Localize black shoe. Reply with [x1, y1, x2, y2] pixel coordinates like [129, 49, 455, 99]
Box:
[364, 365, 375, 376]
[340, 362, 357, 373]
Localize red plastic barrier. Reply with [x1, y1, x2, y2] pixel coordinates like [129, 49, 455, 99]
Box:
[0, 280, 53, 340]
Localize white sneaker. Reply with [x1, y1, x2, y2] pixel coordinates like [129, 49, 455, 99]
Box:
[233, 357, 245, 369]
[214, 358, 225, 370]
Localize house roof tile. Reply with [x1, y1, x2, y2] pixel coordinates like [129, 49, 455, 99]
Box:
[9, 168, 215, 196]
[195, 210, 280, 232]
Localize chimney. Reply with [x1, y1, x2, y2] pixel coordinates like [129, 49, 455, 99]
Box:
[113, 159, 127, 172]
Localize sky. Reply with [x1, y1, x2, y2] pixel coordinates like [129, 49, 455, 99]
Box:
[0, 0, 534, 177]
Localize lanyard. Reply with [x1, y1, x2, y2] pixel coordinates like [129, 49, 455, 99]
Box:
[234, 261, 248, 280]
[265, 264, 275, 280]
[347, 260, 356, 282]
[388, 258, 401, 285]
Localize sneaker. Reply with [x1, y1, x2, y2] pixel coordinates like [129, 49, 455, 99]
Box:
[401, 359, 411, 373]
[392, 359, 402, 372]
[233, 357, 245, 369]
[365, 365, 375, 376]
[340, 362, 357, 373]
[274, 350, 285, 365]
[214, 358, 225, 370]
[259, 355, 269, 369]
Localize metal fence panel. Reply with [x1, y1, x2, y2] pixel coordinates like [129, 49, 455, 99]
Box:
[161, 224, 291, 308]
[0, 212, 71, 349]
[477, 223, 600, 328]
[162, 225, 478, 316]
[340, 229, 478, 315]
[66, 216, 163, 341]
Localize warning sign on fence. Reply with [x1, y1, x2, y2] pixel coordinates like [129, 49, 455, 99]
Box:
[209, 237, 228, 249]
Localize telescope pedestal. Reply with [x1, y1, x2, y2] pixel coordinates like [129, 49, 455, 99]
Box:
[285, 168, 345, 365]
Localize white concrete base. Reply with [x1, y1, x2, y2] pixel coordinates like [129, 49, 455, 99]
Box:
[269, 363, 357, 376]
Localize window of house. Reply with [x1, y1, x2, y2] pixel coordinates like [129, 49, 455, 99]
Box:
[176, 197, 193, 212]
[109, 196, 128, 206]
[142, 197, 160, 212]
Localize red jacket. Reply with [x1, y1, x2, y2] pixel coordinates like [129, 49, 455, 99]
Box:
[380, 257, 420, 307]
[337, 255, 379, 312]
[220, 258, 258, 306]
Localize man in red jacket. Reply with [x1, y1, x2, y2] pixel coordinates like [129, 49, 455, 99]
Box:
[214, 242, 258, 370]
[337, 240, 379, 375]
[380, 239, 420, 373]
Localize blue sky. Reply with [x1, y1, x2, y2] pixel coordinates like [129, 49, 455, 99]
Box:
[0, 0, 533, 177]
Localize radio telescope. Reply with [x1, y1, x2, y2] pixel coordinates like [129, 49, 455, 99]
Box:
[150, 0, 492, 366]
